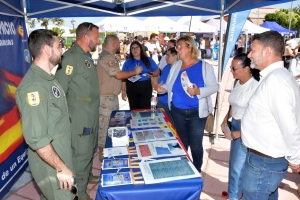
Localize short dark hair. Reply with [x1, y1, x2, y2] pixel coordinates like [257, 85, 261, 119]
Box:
[28, 29, 58, 60]
[76, 22, 99, 40]
[168, 39, 176, 48]
[234, 53, 260, 81]
[150, 33, 158, 40]
[252, 31, 284, 57]
[143, 37, 148, 41]
[167, 47, 177, 56]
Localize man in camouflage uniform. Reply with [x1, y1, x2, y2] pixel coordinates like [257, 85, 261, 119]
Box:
[56, 22, 100, 200]
[97, 35, 142, 161]
[16, 29, 76, 200]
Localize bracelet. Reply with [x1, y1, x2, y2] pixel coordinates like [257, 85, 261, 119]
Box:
[56, 163, 66, 173]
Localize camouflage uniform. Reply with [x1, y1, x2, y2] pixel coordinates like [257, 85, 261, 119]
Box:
[97, 48, 121, 148]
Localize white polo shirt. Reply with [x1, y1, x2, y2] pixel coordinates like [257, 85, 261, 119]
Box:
[242, 61, 300, 164]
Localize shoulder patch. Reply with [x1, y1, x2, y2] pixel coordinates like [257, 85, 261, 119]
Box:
[66, 65, 73, 75]
[85, 60, 91, 68]
[108, 60, 115, 67]
[52, 86, 61, 98]
[27, 91, 40, 106]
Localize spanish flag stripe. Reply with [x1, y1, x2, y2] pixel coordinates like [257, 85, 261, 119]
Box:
[0, 105, 20, 136]
[0, 136, 24, 164]
[0, 119, 23, 154]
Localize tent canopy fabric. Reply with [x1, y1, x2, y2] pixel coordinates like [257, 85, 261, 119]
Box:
[96, 17, 144, 32]
[260, 21, 296, 35]
[206, 19, 227, 33]
[242, 20, 270, 34]
[143, 17, 189, 32]
[2, 0, 293, 18]
[186, 20, 216, 33]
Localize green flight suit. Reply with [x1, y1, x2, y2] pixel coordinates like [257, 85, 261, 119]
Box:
[16, 65, 74, 200]
[56, 43, 99, 198]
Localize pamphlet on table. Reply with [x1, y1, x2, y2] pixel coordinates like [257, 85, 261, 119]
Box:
[102, 158, 129, 170]
[131, 110, 165, 120]
[101, 171, 133, 187]
[103, 147, 128, 157]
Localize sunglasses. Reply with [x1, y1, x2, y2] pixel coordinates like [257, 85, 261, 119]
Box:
[83, 23, 93, 36]
[71, 185, 78, 200]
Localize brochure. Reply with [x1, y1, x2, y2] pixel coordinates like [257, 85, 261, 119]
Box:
[181, 71, 194, 98]
[135, 140, 186, 159]
[103, 147, 128, 157]
[114, 111, 131, 118]
[132, 128, 175, 143]
[102, 158, 129, 170]
[110, 127, 129, 147]
[131, 110, 165, 120]
[109, 117, 128, 128]
[101, 171, 133, 187]
[128, 75, 142, 83]
[139, 157, 200, 184]
[130, 117, 167, 129]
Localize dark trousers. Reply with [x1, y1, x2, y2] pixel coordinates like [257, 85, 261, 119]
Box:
[126, 80, 152, 110]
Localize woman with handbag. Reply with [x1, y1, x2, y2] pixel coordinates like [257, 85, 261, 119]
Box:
[156, 36, 218, 172]
[221, 53, 260, 200]
[121, 41, 159, 110]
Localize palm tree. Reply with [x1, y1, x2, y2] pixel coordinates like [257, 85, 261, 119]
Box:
[27, 18, 64, 29]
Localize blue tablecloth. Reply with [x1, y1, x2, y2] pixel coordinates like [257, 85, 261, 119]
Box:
[96, 110, 203, 200]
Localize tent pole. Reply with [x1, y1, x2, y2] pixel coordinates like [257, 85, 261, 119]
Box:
[214, 0, 225, 140]
[22, 0, 29, 35]
[288, 2, 293, 30]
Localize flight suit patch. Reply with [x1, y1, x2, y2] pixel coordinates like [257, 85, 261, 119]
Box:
[108, 60, 115, 67]
[66, 65, 73, 75]
[27, 91, 40, 106]
[85, 60, 91, 68]
[52, 86, 61, 98]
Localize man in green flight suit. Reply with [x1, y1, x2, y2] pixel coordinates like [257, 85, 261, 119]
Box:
[16, 29, 76, 200]
[56, 22, 100, 200]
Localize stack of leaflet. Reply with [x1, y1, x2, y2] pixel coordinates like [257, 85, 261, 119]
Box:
[109, 127, 129, 147]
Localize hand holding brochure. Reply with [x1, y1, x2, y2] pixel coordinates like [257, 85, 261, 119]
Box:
[128, 75, 141, 83]
[181, 71, 194, 98]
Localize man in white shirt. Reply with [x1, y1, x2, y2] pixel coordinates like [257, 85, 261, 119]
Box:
[242, 31, 300, 199]
[145, 33, 161, 55]
[199, 37, 206, 59]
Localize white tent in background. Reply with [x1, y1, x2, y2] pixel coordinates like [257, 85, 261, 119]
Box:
[206, 19, 227, 33]
[96, 17, 144, 32]
[143, 17, 188, 32]
[187, 20, 216, 33]
[242, 20, 270, 34]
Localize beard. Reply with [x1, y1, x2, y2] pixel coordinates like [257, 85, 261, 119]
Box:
[49, 51, 61, 66]
[88, 39, 97, 52]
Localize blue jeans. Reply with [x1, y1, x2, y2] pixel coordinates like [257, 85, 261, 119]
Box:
[171, 103, 206, 172]
[157, 101, 175, 126]
[243, 152, 288, 200]
[228, 118, 247, 200]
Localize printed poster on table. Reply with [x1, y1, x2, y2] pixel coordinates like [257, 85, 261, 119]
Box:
[130, 117, 167, 129]
[131, 110, 165, 120]
[102, 158, 129, 170]
[136, 140, 185, 159]
[139, 157, 200, 184]
[132, 128, 175, 143]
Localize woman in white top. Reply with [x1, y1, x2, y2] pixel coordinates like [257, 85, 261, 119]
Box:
[221, 53, 260, 200]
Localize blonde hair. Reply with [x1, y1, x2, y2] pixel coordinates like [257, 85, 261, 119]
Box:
[177, 35, 199, 59]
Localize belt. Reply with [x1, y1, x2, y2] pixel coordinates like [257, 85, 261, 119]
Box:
[248, 148, 272, 158]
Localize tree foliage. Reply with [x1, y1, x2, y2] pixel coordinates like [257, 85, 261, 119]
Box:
[51, 27, 65, 40]
[265, 9, 300, 29]
[27, 18, 64, 29]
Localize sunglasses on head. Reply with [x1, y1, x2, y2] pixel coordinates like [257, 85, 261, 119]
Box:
[83, 23, 93, 36]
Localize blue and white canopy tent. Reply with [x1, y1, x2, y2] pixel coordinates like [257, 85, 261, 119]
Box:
[261, 21, 297, 35]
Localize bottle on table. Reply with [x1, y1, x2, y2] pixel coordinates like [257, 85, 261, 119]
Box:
[151, 95, 156, 113]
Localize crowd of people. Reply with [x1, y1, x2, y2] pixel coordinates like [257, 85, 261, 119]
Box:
[15, 21, 300, 200]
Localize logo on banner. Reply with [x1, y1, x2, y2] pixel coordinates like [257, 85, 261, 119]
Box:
[24, 49, 30, 63]
[18, 25, 24, 38]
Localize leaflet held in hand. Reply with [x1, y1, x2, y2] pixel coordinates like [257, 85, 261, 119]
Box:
[181, 71, 194, 98]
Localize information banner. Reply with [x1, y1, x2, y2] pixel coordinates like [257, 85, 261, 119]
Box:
[0, 14, 31, 198]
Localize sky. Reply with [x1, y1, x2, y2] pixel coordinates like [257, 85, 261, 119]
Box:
[32, 1, 300, 29]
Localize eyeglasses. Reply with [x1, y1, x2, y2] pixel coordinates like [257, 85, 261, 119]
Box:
[83, 23, 93, 36]
[230, 66, 243, 72]
[131, 46, 140, 51]
[175, 44, 189, 49]
[71, 185, 78, 200]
